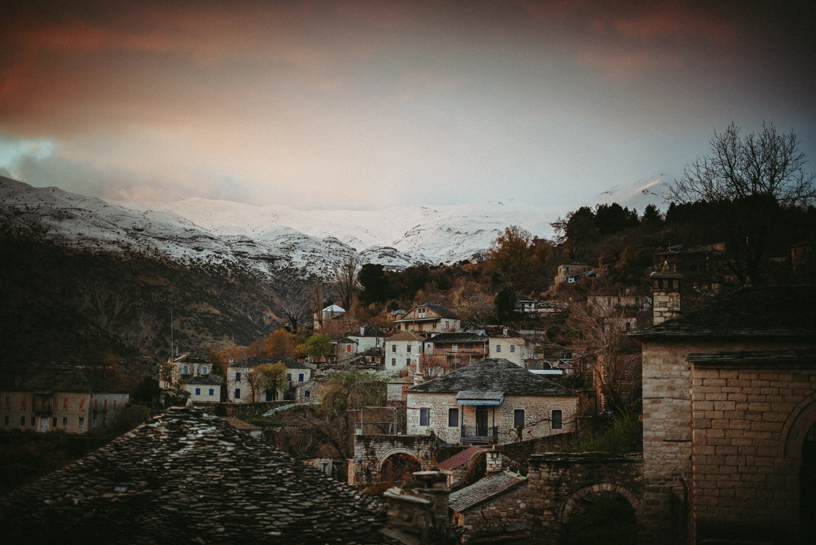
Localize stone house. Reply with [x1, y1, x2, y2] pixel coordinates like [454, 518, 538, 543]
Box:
[394, 304, 460, 334]
[422, 332, 488, 369]
[185, 375, 222, 403]
[515, 294, 537, 313]
[1, 364, 128, 435]
[347, 325, 387, 352]
[384, 331, 424, 375]
[160, 352, 213, 389]
[488, 332, 534, 367]
[405, 359, 577, 445]
[386, 376, 414, 403]
[554, 260, 593, 285]
[631, 282, 816, 544]
[294, 379, 321, 402]
[313, 303, 346, 330]
[228, 357, 312, 403]
[332, 336, 359, 361]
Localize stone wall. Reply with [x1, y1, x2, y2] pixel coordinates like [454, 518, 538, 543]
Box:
[690, 357, 816, 543]
[641, 338, 816, 544]
[406, 392, 578, 444]
[350, 434, 442, 486]
[455, 453, 643, 544]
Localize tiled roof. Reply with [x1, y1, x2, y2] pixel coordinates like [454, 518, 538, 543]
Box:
[0, 407, 396, 544]
[230, 356, 310, 369]
[438, 446, 487, 471]
[631, 286, 816, 340]
[448, 471, 527, 512]
[395, 304, 458, 321]
[407, 359, 573, 397]
[385, 331, 424, 342]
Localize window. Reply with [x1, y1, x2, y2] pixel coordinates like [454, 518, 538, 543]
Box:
[195, 388, 201, 396]
[420, 409, 430, 426]
[79, 399, 85, 410]
[265, 392, 273, 401]
[510, 345, 515, 353]
[299, 373, 304, 382]
[21, 416, 25, 426]
[236, 372, 242, 382]
[514, 410, 525, 429]
[79, 417, 84, 428]
[183, 365, 189, 374]
[235, 389, 241, 399]
[201, 366, 208, 375]
[94, 399, 98, 410]
[113, 400, 117, 410]
[407, 358, 411, 366]
[465, 343, 473, 349]
[62, 417, 67, 427]
[52, 417, 57, 427]
[392, 345, 396, 353]
[392, 358, 396, 366]
[552, 410, 563, 430]
[305, 391, 311, 398]
[64, 398, 68, 409]
[407, 345, 411, 353]
[496, 345, 501, 353]
[209, 388, 214, 396]
[104, 399, 108, 410]
[448, 408, 459, 427]
[452, 344, 458, 352]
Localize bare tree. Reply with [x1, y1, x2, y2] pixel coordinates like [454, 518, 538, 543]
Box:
[566, 299, 643, 412]
[669, 122, 815, 207]
[277, 280, 310, 331]
[309, 278, 326, 329]
[333, 255, 361, 313]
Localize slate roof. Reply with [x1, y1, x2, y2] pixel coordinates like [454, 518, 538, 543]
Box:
[230, 356, 310, 369]
[0, 407, 396, 544]
[406, 359, 573, 397]
[428, 332, 488, 343]
[631, 286, 816, 340]
[448, 471, 527, 512]
[395, 304, 458, 321]
[0, 363, 125, 394]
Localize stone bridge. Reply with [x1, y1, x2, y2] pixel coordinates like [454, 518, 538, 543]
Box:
[349, 434, 443, 486]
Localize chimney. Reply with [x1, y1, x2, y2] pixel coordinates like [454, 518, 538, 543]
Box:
[651, 262, 682, 325]
[486, 446, 503, 474]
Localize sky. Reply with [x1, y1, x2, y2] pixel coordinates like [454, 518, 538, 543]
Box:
[1, 0, 814, 211]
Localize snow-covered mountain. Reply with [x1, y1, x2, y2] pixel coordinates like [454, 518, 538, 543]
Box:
[1, 175, 668, 280]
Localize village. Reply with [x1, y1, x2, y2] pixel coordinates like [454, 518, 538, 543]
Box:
[1, 229, 815, 544]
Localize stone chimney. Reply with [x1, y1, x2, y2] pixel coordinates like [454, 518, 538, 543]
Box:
[486, 446, 503, 474]
[651, 262, 682, 325]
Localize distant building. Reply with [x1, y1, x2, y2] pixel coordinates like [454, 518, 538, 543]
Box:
[1, 364, 128, 435]
[384, 331, 424, 375]
[313, 304, 346, 330]
[185, 375, 222, 403]
[394, 304, 460, 335]
[422, 332, 488, 368]
[554, 260, 593, 285]
[228, 357, 313, 403]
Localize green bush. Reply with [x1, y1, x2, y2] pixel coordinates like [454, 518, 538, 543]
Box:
[576, 411, 642, 453]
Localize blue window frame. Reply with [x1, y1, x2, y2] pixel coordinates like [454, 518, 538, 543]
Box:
[236, 372, 241, 382]
[496, 345, 501, 352]
[299, 373, 304, 382]
[209, 388, 214, 396]
[234, 389, 241, 399]
[305, 390, 311, 398]
[195, 388, 201, 395]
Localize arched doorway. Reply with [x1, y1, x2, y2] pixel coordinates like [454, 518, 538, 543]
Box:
[562, 484, 641, 545]
[380, 452, 421, 484]
[802, 423, 816, 544]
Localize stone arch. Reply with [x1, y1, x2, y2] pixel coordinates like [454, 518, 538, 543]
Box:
[378, 449, 422, 484]
[560, 482, 642, 525]
[780, 392, 816, 459]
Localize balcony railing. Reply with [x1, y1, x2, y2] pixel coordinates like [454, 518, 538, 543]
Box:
[460, 425, 499, 443]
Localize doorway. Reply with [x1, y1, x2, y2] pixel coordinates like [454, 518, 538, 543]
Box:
[476, 406, 488, 437]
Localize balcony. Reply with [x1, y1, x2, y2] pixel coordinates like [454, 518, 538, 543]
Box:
[460, 425, 499, 444]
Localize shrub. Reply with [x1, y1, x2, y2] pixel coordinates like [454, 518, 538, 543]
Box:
[575, 411, 642, 453]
